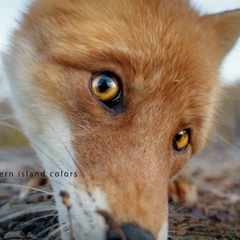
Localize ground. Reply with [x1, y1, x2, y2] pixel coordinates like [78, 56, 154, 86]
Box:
[169, 145, 240, 239]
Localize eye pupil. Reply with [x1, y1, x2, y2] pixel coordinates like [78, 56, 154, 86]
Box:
[175, 131, 184, 141]
[98, 77, 115, 93]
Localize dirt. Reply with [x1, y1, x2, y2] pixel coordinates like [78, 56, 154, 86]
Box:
[0, 146, 240, 240]
[169, 145, 240, 240]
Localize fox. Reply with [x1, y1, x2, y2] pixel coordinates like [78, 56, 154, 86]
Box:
[2, 0, 240, 239]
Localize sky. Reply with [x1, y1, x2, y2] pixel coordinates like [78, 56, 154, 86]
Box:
[0, 0, 240, 99]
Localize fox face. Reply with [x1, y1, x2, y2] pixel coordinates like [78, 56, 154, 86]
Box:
[3, 0, 240, 239]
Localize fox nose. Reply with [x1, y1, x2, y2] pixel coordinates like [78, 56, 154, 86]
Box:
[106, 223, 154, 240]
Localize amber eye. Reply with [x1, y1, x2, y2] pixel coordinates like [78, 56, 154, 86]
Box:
[91, 73, 120, 102]
[173, 129, 190, 152]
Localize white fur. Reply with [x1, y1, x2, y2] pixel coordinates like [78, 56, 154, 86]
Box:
[157, 221, 168, 240]
[65, 188, 109, 240]
[3, 40, 109, 240]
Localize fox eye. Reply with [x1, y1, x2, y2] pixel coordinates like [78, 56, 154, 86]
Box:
[90, 72, 124, 114]
[91, 73, 119, 101]
[172, 129, 190, 152]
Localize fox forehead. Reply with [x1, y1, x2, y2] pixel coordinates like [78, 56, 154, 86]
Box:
[20, 0, 217, 72]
